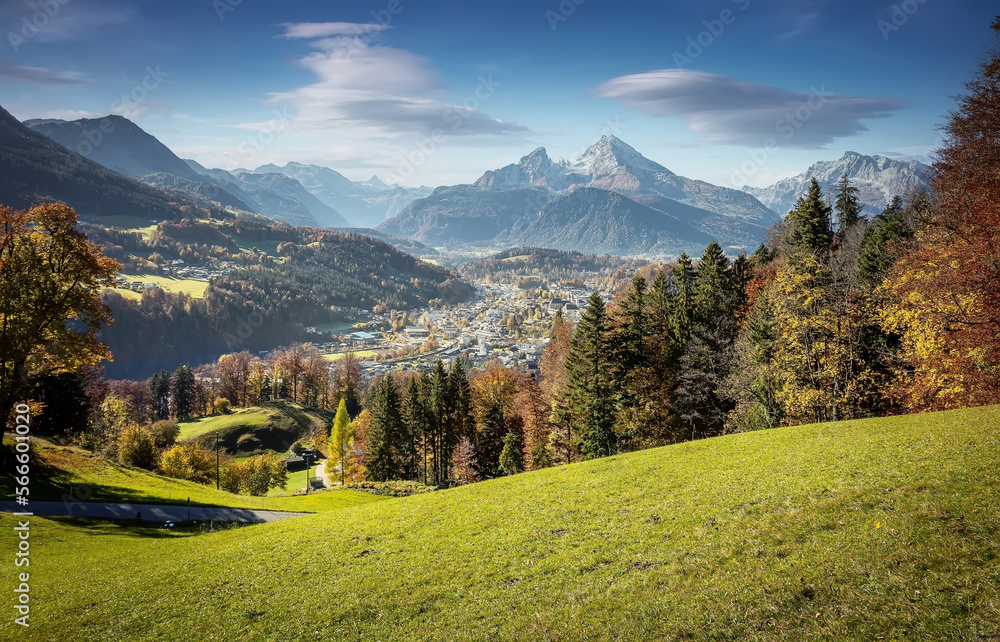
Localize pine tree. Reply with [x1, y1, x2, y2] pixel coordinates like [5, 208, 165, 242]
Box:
[475, 402, 507, 479]
[149, 370, 171, 420]
[429, 360, 453, 485]
[170, 364, 195, 420]
[787, 178, 833, 253]
[834, 174, 864, 237]
[674, 243, 740, 438]
[498, 430, 523, 475]
[609, 275, 648, 399]
[450, 357, 473, 442]
[566, 291, 617, 459]
[858, 196, 906, 287]
[366, 374, 403, 481]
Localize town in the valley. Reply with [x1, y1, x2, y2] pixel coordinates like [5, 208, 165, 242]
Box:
[299, 280, 601, 377]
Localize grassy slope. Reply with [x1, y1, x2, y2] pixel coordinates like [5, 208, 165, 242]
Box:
[7, 406, 1000, 640]
[177, 408, 271, 441]
[177, 401, 332, 456]
[0, 436, 383, 513]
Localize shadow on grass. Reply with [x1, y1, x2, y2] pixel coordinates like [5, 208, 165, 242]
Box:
[1, 441, 79, 498]
[47, 516, 250, 539]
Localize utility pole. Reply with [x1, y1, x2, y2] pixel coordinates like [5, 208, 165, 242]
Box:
[303, 451, 314, 493]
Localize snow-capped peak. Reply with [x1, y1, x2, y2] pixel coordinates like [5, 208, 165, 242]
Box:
[572, 135, 671, 178]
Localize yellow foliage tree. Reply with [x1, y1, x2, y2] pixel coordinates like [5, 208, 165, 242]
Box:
[770, 254, 876, 424]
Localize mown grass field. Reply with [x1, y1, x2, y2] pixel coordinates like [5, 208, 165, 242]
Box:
[267, 463, 322, 496]
[118, 272, 210, 298]
[322, 350, 378, 362]
[0, 436, 382, 513]
[4, 406, 999, 640]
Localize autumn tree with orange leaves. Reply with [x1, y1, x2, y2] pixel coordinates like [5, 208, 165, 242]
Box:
[879, 17, 1000, 410]
[0, 203, 120, 423]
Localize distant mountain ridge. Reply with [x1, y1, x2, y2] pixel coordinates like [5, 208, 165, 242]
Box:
[26, 116, 204, 182]
[380, 135, 779, 256]
[22, 113, 356, 228]
[247, 161, 432, 228]
[0, 105, 181, 219]
[743, 152, 930, 216]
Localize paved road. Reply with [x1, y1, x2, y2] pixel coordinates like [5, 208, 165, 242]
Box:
[313, 460, 330, 488]
[0, 501, 309, 524]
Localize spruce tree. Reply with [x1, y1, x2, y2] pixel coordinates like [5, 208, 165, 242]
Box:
[450, 357, 473, 442]
[429, 360, 453, 485]
[834, 173, 864, 237]
[402, 378, 427, 482]
[858, 196, 906, 287]
[752, 243, 773, 266]
[566, 291, 617, 459]
[498, 430, 523, 475]
[674, 243, 740, 438]
[417, 371, 435, 485]
[787, 178, 833, 253]
[610, 275, 648, 401]
[366, 374, 403, 481]
[670, 252, 694, 348]
[149, 370, 171, 420]
[475, 402, 507, 479]
[170, 364, 195, 420]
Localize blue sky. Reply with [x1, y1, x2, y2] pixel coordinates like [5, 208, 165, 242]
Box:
[0, 0, 995, 187]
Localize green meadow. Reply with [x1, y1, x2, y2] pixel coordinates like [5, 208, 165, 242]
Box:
[4, 405, 998, 640]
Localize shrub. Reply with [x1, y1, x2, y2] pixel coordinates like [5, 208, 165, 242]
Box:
[221, 453, 288, 496]
[149, 419, 180, 448]
[117, 425, 158, 469]
[214, 397, 232, 414]
[159, 442, 219, 484]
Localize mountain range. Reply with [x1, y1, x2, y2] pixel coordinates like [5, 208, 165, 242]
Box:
[247, 161, 433, 228]
[1, 103, 932, 258]
[380, 135, 781, 256]
[743, 152, 930, 217]
[21, 115, 428, 229]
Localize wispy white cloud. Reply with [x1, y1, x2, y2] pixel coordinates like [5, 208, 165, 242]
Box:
[13, 1, 137, 43]
[279, 22, 389, 39]
[30, 108, 101, 120]
[266, 26, 527, 138]
[595, 69, 900, 148]
[0, 57, 92, 83]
